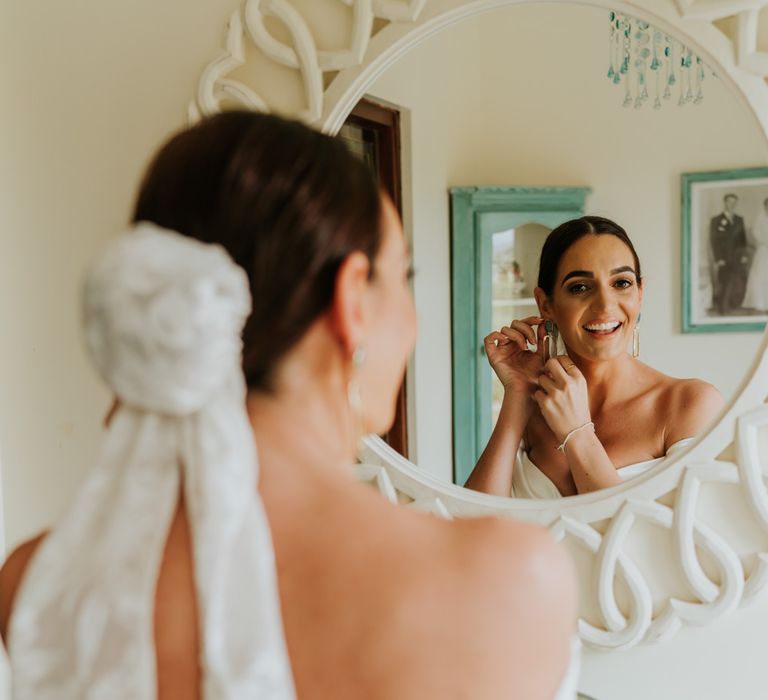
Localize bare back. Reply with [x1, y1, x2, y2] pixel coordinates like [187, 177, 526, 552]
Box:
[1, 476, 576, 699]
[0, 503, 202, 699]
[261, 469, 576, 700]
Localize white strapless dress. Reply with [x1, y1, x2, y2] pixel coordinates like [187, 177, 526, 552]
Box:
[511, 439, 696, 499]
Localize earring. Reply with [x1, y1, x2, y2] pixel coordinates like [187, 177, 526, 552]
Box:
[352, 345, 367, 367]
[347, 345, 367, 454]
[632, 313, 641, 358]
[543, 320, 559, 362]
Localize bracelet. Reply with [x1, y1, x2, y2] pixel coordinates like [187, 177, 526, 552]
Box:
[556, 421, 595, 453]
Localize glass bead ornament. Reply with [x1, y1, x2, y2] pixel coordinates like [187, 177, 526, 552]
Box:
[607, 11, 710, 109]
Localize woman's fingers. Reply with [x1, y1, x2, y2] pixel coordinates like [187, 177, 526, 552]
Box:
[485, 330, 521, 353]
[555, 355, 579, 373]
[538, 356, 582, 396]
[538, 373, 556, 394]
[496, 326, 528, 351]
[509, 317, 541, 346]
[484, 331, 507, 346]
[550, 356, 584, 384]
[543, 358, 568, 386]
[485, 317, 544, 354]
[517, 315, 543, 327]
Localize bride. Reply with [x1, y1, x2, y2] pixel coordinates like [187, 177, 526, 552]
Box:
[466, 216, 724, 498]
[744, 197, 768, 313]
[0, 111, 577, 698]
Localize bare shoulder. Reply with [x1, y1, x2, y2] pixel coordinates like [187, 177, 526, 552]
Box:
[0, 532, 47, 646]
[422, 516, 577, 697]
[447, 516, 576, 624]
[662, 377, 724, 445]
[385, 508, 576, 615]
[279, 483, 578, 698]
[448, 515, 573, 587]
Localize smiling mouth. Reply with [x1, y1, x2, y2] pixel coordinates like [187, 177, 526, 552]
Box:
[582, 321, 622, 336]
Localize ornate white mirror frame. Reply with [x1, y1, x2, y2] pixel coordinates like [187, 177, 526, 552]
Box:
[192, 0, 768, 650]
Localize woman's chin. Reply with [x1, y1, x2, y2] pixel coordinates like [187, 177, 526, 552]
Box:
[568, 339, 629, 362]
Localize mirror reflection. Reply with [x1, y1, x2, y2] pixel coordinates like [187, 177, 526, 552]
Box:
[362, 2, 768, 496]
[490, 223, 551, 426]
[465, 215, 723, 498]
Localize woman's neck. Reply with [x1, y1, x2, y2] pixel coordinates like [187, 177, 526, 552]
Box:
[571, 352, 644, 414]
[247, 386, 354, 473]
[246, 330, 356, 489]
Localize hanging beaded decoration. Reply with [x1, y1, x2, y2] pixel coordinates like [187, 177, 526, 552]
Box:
[608, 11, 712, 109]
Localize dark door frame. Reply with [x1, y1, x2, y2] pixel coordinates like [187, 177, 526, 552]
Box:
[342, 98, 409, 457]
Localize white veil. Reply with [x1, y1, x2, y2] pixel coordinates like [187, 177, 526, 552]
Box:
[8, 223, 296, 699]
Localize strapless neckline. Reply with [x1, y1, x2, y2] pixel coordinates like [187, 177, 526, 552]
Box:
[511, 438, 696, 499]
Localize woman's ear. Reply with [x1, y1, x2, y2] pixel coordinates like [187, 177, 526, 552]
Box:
[330, 251, 371, 356]
[533, 287, 551, 319]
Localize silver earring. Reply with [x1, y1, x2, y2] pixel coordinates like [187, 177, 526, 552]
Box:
[632, 314, 641, 358]
[543, 320, 559, 362]
[352, 345, 367, 368]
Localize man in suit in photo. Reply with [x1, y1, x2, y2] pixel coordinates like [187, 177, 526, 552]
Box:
[709, 193, 750, 315]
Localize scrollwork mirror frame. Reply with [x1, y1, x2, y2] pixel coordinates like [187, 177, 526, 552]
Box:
[192, 0, 768, 650]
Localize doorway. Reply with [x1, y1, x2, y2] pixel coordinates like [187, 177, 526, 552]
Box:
[340, 99, 409, 457]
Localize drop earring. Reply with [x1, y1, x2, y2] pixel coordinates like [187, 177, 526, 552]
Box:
[632, 313, 641, 358]
[543, 320, 559, 362]
[347, 345, 367, 454]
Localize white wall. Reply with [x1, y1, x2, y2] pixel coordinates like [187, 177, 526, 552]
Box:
[0, 1, 245, 549]
[2, 4, 262, 691]
[580, 597, 768, 699]
[367, 2, 768, 484]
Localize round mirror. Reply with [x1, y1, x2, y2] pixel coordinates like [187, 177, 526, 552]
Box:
[193, 0, 768, 655]
[359, 2, 768, 494]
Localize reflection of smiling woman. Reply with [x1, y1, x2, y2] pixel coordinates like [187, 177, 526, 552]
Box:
[466, 216, 724, 498]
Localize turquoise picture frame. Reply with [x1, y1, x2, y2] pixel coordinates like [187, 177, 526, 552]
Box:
[682, 167, 768, 334]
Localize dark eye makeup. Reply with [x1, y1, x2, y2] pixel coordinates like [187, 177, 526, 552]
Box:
[567, 282, 590, 294]
[566, 277, 635, 295]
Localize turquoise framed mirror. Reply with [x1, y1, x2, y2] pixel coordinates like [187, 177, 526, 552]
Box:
[450, 186, 590, 484]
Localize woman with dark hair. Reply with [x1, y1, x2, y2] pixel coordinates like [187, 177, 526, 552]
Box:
[466, 216, 723, 499]
[0, 111, 577, 699]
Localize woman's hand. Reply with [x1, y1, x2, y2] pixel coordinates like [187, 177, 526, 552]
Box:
[483, 316, 545, 393]
[533, 356, 591, 443]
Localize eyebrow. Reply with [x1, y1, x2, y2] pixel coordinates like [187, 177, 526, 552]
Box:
[560, 266, 637, 286]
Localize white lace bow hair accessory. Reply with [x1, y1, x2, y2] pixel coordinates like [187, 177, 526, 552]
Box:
[9, 223, 296, 699]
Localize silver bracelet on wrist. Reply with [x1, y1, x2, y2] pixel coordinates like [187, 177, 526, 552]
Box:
[556, 421, 595, 453]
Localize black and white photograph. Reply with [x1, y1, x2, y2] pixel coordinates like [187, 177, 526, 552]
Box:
[683, 168, 768, 333]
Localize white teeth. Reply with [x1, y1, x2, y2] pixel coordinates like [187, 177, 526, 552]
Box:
[584, 322, 620, 331]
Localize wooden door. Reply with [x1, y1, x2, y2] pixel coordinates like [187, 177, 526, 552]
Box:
[340, 99, 408, 457]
